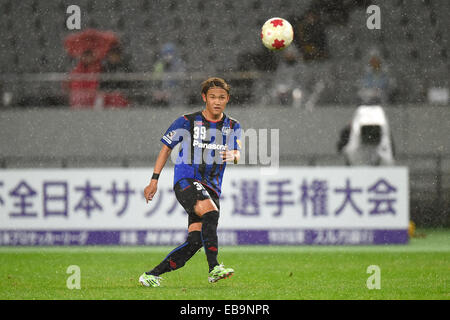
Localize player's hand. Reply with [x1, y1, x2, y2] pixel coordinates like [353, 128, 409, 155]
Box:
[220, 150, 235, 163]
[144, 180, 158, 203]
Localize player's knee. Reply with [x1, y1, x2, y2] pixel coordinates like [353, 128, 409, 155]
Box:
[195, 199, 218, 216]
[202, 210, 219, 226]
[187, 231, 202, 249]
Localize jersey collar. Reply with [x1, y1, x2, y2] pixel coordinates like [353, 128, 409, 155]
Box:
[201, 110, 225, 123]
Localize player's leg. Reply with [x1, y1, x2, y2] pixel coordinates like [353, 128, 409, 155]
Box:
[172, 179, 221, 272]
[143, 226, 202, 276]
[139, 181, 205, 287]
[139, 228, 202, 287]
[193, 199, 220, 272]
[153, 192, 221, 274]
[140, 178, 232, 286]
[193, 191, 234, 282]
[140, 219, 203, 287]
[173, 179, 223, 273]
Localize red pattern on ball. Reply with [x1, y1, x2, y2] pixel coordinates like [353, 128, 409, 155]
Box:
[270, 19, 284, 27]
[272, 39, 285, 49]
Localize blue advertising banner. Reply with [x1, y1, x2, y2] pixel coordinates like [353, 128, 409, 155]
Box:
[0, 167, 409, 245]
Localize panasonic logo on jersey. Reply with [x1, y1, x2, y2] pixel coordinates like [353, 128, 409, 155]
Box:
[193, 140, 227, 150]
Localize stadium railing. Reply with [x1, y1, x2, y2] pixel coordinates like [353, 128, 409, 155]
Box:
[0, 71, 264, 107]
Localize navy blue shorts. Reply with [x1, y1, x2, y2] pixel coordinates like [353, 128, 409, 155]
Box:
[174, 178, 220, 226]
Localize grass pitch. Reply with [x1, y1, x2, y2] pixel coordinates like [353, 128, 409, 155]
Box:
[0, 229, 448, 300]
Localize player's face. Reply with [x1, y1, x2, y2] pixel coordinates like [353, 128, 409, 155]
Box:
[202, 87, 229, 118]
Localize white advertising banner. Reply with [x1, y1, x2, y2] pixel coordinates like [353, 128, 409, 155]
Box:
[0, 167, 409, 245]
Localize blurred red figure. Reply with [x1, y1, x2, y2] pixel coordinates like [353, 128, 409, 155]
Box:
[64, 29, 128, 109]
[102, 91, 129, 108]
[66, 49, 101, 108]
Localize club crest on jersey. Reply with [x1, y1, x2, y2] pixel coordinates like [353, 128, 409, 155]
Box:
[221, 126, 231, 136]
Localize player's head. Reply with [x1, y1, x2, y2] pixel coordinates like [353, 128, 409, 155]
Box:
[201, 77, 230, 117]
[201, 77, 230, 96]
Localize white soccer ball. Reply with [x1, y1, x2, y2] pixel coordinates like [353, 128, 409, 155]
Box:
[261, 17, 294, 51]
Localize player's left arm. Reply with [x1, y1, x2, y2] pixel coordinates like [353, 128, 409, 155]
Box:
[221, 120, 242, 164]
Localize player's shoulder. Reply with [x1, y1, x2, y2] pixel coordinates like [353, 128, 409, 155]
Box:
[228, 116, 239, 123]
[170, 111, 201, 127]
[226, 114, 241, 128]
[182, 110, 203, 121]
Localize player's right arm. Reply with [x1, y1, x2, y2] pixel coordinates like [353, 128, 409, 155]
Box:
[144, 116, 189, 203]
[144, 144, 172, 203]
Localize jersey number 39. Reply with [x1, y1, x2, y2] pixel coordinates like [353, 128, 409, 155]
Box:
[193, 126, 206, 140]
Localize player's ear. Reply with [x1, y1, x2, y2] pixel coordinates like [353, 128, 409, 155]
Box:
[202, 93, 207, 102]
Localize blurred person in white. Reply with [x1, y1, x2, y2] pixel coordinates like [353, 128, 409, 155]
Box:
[337, 105, 395, 166]
[151, 42, 186, 106]
[266, 43, 326, 110]
[269, 44, 305, 107]
[357, 49, 396, 105]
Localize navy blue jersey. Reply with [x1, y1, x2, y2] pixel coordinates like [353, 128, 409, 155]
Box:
[161, 111, 241, 197]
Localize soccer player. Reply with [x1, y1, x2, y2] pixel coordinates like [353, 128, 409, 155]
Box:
[139, 77, 241, 287]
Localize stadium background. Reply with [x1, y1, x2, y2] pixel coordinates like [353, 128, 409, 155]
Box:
[0, 0, 449, 229]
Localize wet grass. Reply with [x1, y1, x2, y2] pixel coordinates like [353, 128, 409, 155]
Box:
[0, 229, 448, 300]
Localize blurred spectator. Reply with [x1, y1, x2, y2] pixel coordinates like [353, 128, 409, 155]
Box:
[268, 44, 305, 107]
[311, 0, 349, 26]
[237, 47, 278, 73]
[66, 49, 102, 109]
[97, 44, 132, 108]
[337, 105, 395, 166]
[295, 10, 329, 61]
[253, 43, 327, 108]
[237, 47, 279, 106]
[151, 42, 186, 106]
[357, 50, 397, 105]
[64, 29, 120, 109]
